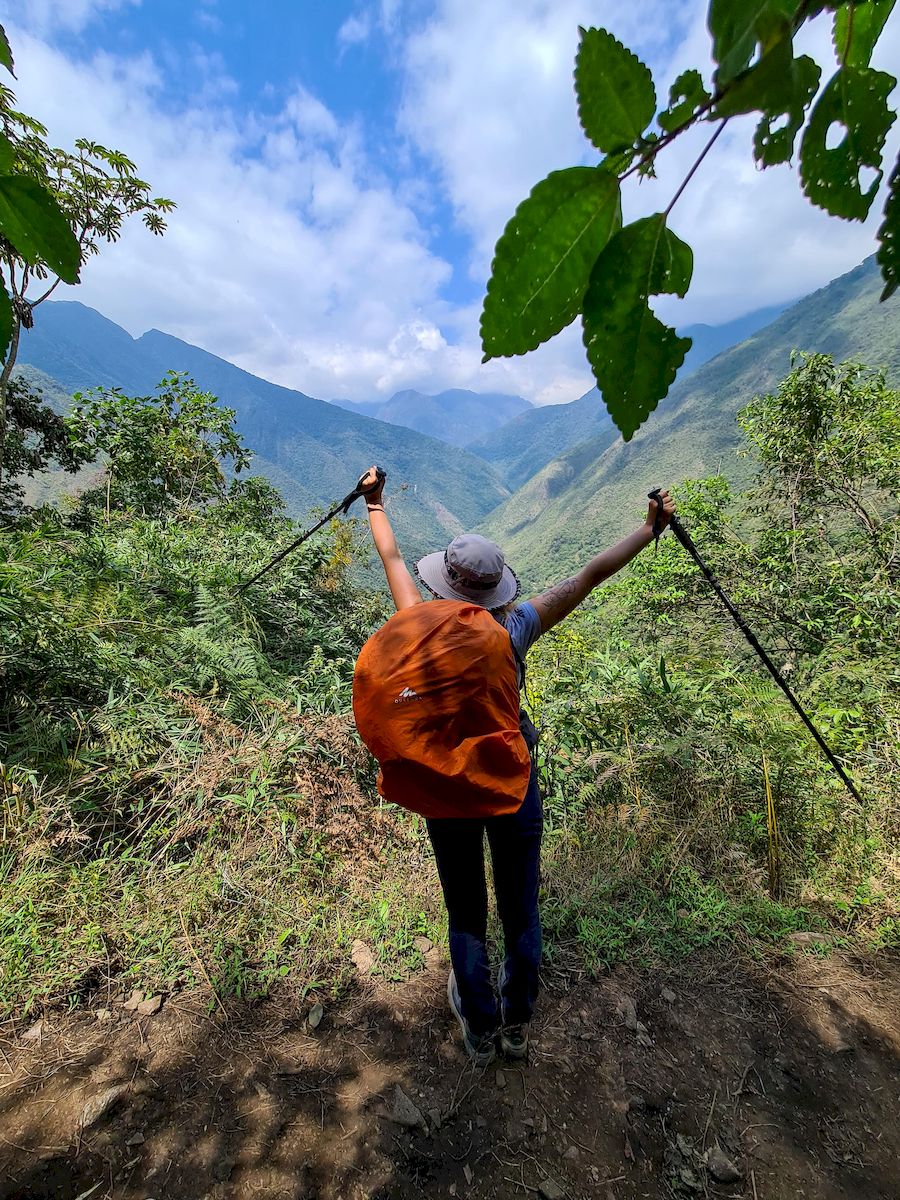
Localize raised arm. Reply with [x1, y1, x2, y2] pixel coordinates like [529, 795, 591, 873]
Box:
[530, 489, 676, 633]
[359, 466, 423, 612]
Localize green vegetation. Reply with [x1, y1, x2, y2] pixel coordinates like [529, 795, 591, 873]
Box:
[481, 2, 899, 439]
[485, 256, 900, 587]
[1, 353, 896, 1017]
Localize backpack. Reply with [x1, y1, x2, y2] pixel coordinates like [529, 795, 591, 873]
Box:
[352, 599, 532, 819]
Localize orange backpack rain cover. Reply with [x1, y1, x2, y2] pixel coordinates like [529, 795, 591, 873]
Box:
[352, 600, 532, 819]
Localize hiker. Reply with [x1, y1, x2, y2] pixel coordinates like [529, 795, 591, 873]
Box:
[358, 466, 675, 1064]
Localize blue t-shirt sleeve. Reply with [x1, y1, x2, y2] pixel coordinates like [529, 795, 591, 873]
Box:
[504, 601, 542, 662]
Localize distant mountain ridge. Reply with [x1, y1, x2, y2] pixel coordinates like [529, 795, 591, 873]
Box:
[17, 303, 510, 564]
[465, 300, 793, 488]
[482, 257, 900, 586]
[331, 388, 531, 446]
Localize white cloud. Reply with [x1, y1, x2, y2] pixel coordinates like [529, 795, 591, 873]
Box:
[3, 1, 898, 413]
[8, 0, 138, 36]
[337, 13, 372, 49]
[400, 0, 900, 336]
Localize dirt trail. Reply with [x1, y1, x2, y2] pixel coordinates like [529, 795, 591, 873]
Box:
[1, 949, 898, 1200]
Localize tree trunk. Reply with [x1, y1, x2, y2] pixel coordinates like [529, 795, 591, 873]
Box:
[0, 315, 22, 501]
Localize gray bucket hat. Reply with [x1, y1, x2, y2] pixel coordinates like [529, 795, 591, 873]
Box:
[416, 533, 520, 609]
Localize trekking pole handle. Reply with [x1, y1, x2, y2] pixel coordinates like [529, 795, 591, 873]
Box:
[355, 466, 386, 497]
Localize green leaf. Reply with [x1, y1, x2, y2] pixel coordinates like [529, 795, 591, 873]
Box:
[0, 280, 12, 363]
[799, 65, 897, 220]
[834, 0, 896, 68]
[575, 27, 656, 154]
[715, 34, 798, 118]
[582, 214, 693, 441]
[876, 158, 900, 300]
[708, 0, 799, 85]
[481, 167, 621, 360]
[658, 69, 711, 134]
[0, 134, 13, 174]
[0, 176, 81, 282]
[0, 24, 14, 76]
[753, 53, 821, 165]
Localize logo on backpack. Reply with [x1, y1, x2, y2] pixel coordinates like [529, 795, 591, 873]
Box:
[394, 686, 421, 704]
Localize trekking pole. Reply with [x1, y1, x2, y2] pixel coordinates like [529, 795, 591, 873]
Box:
[234, 467, 385, 595]
[648, 489, 864, 806]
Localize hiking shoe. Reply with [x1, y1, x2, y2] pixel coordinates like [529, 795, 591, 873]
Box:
[447, 971, 496, 1066]
[500, 1024, 529, 1060]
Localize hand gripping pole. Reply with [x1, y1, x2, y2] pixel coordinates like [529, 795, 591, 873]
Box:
[234, 467, 385, 595]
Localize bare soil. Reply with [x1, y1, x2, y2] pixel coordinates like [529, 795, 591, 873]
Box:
[1, 948, 898, 1200]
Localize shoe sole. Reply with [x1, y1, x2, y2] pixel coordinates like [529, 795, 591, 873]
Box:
[447, 972, 495, 1067]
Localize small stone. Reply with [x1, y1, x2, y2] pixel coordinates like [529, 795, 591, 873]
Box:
[351, 939, 376, 975]
[706, 1146, 742, 1184]
[122, 989, 144, 1012]
[95, 1008, 113, 1022]
[428, 1108, 443, 1130]
[449, 1186, 457, 1197]
[21, 1020, 43, 1042]
[538, 1179, 565, 1200]
[412, 936, 433, 954]
[476, 1115, 487, 1128]
[391, 1085, 427, 1130]
[80, 1084, 128, 1129]
[789, 931, 829, 948]
[125, 1132, 145, 1146]
[136, 995, 162, 1017]
[628, 1094, 646, 1111]
[495, 1069, 507, 1089]
[661, 987, 676, 1003]
[563, 1144, 579, 1161]
[308, 1002, 324, 1029]
[616, 997, 638, 1031]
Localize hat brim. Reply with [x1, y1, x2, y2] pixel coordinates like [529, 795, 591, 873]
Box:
[416, 551, 520, 610]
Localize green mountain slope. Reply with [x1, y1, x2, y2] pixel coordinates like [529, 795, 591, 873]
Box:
[482, 257, 900, 587]
[18, 303, 510, 562]
[332, 387, 530, 446]
[466, 301, 792, 487]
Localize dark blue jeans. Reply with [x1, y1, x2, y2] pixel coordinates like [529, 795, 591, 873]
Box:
[426, 764, 543, 1036]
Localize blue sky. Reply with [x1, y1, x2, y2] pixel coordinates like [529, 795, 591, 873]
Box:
[4, 0, 899, 405]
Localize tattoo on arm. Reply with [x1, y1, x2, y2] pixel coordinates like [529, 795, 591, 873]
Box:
[539, 576, 579, 616]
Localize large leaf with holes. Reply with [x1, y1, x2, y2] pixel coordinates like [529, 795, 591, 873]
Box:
[754, 52, 821, 165]
[0, 176, 81, 281]
[481, 167, 621, 360]
[575, 27, 656, 154]
[582, 214, 692, 441]
[658, 69, 711, 134]
[800, 65, 896, 220]
[877, 159, 900, 300]
[708, 0, 799, 85]
[833, 0, 896, 68]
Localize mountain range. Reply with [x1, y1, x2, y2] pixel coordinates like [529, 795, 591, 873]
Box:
[331, 388, 531, 446]
[483, 257, 900, 584]
[18, 304, 510, 564]
[15, 257, 898, 588]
